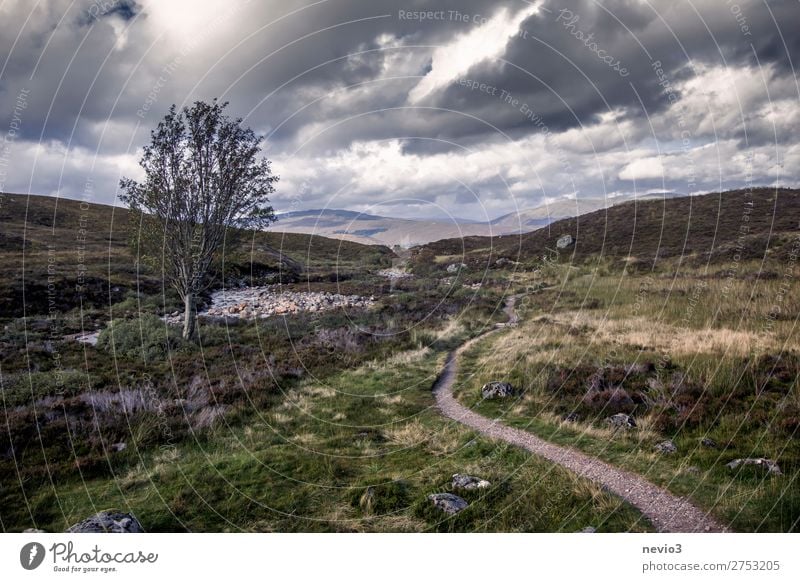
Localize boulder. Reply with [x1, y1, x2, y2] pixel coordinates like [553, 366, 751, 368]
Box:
[556, 234, 574, 249]
[23, 528, 46, 533]
[684, 466, 701, 475]
[700, 437, 718, 449]
[446, 263, 467, 274]
[654, 440, 677, 454]
[67, 511, 144, 533]
[606, 413, 636, 429]
[427, 493, 468, 515]
[725, 458, 782, 476]
[451, 474, 491, 490]
[481, 381, 515, 399]
[563, 412, 581, 423]
[110, 442, 127, 453]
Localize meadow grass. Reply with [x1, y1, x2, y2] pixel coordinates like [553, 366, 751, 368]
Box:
[452, 262, 800, 531]
[2, 350, 650, 532]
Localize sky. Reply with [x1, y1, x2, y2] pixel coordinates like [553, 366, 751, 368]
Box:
[0, 0, 798, 221]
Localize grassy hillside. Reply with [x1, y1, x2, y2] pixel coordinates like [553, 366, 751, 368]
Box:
[10, 192, 636, 532]
[3, 187, 797, 532]
[0, 192, 394, 318]
[412, 187, 800, 273]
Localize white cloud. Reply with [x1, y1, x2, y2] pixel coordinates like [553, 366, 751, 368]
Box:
[408, 3, 541, 103]
[618, 157, 664, 181]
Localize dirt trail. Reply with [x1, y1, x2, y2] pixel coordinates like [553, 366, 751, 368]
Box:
[433, 295, 727, 533]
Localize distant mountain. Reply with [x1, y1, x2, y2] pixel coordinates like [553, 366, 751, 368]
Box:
[274, 192, 688, 247]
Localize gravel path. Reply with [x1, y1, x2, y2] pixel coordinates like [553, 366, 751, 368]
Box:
[433, 295, 727, 533]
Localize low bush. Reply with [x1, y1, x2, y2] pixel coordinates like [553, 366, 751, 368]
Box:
[97, 315, 190, 364]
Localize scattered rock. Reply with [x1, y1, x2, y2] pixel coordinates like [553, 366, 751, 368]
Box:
[110, 442, 127, 453]
[563, 412, 581, 423]
[446, 263, 467, 274]
[494, 257, 514, 268]
[74, 331, 100, 346]
[556, 234, 574, 249]
[606, 413, 636, 429]
[725, 458, 782, 476]
[700, 437, 718, 449]
[377, 268, 412, 280]
[481, 381, 515, 399]
[654, 440, 678, 454]
[579, 526, 597, 533]
[162, 286, 374, 324]
[684, 466, 701, 475]
[451, 474, 491, 490]
[427, 493, 468, 515]
[67, 511, 144, 533]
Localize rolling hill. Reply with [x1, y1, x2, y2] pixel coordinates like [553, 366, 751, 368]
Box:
[411, 187, 800, 272]
[0, 192, 394, 317]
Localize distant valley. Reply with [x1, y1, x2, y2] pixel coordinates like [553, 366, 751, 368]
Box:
[273, 192, 685, 247]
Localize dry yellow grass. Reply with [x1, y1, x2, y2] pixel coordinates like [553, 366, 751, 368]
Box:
[551, 311, 772, 357]
[537, 411, 660, 445]
[291, 432, 318, 445]
[270, 412, 292, 424]
[384, 419, 431, 448]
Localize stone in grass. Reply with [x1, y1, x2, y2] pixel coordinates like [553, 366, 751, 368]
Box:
[700, 437, 718, 449]
[579, 526, 597, 533]
[481, 381, 515, 399]
[428, 493, 469, 515]
[556, 234, 575, 249]
[67, 511, 144, 533]
[451, 474, 491, 491]
[563, 412, 581, 423]
[606, 413, 636, 429]
[725, 458, 782, 476]
[654, 440, 678, 454]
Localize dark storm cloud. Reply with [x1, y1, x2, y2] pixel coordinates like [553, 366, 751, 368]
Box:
[0, 0, 159, 145]
[0, 0, 798, 208]
[405, 0, 800, 153]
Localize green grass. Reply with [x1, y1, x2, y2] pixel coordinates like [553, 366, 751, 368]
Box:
[1, 350, 649, 532]
[451, 264, 800, 532]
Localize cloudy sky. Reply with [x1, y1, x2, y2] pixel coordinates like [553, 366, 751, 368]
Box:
[1, 0, 798, 220]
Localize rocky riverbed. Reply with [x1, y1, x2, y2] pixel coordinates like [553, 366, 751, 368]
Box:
[163, 286, 375, 324]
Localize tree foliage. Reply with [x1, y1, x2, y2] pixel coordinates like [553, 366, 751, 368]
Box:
[120, 99, 278, 338]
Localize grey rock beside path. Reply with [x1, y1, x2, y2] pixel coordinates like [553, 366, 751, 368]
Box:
[428, 493, 469, 514]
[607, 413, 637, 429]
[654, 440, 678, 454]
[726, 458, 782, 476]
[481, 381, 515, 399]
[452, 474, 491, 490]
[67, 511, 144, 533]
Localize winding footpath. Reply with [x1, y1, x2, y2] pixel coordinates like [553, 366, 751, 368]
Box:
[433, 295, 727, 533]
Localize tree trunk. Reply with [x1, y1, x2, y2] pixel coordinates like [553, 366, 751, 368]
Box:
[182, 293, 196, 340]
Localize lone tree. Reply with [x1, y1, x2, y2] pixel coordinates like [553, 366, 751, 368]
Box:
[120, 100, 278, 339]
